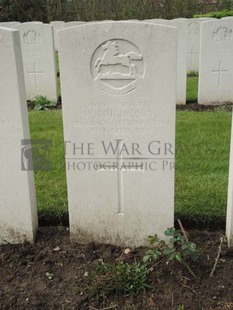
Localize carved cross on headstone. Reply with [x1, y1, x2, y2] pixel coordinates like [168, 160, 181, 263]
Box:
[212, 61, 229, 88]
[28, 63, 44, 88]
[188, 46, 199, 68]
[97, 139, 144, 215]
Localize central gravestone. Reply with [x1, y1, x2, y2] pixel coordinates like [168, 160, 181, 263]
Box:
[59, 22, 177, 247]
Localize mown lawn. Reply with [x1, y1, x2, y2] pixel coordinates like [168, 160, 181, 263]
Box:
[186, 76, 198, 103]
[175, 111, 231, 224]
[29, 111, 67, 217]
[29, 110, 232, 224]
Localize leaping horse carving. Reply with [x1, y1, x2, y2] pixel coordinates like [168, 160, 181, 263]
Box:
[95, 41, 143, 76]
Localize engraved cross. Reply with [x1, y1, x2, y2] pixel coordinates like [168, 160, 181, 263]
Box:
[188, 46, 199, 68]
[28, 63, 44, 88]
[212, 61, 229, 88]
[97, 139, 144, 215]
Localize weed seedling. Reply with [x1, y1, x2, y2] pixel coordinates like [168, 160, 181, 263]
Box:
[144, 227, 199, 278]
[33, 95, 57, 111]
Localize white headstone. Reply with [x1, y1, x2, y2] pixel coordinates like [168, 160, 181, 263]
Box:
[144, 19, 187, 105]
[222, 17, 233, 20]
[0, 27, 38, 244]
[171, 20, 187, 105]
[186, 18, 215, 72]
[23, 22, 43, 24]
[0, 21, 21, 28]
[198, 20, 233, 105]
[50, 21, 65, 51]
[15, 22, 58, 101]
[64, 21, 85, 28]
[227, 112, 233, 248]
[172, 18, 188, 21]
[143, 19, 167, 22]
[186, 18, 202, 72]
[59, 21, 177, 247]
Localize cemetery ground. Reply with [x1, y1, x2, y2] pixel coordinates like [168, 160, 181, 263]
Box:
[30, 109, 231, 227]
[1, 227, 233, 309]
[2, 82, 233, 309]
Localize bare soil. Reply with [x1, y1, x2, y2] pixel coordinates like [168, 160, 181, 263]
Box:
[177, 103, 233, 112]
[1, 227, 233, 310]
[27, 100, 233, 113]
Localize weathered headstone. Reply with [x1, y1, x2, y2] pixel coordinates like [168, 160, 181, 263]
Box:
[64, 21, 85, 28]
[227, 112, 233, 248]
[144, 19, 187, 104]
[0, 21, 20, 28]
[15, 22, 58, 101]
[144, 19, 167, 22]
[223, 17, 233, 20]
[186, 18, 202, 72]
[186, 18, 215, 72]
[59, 22, 177, 247]
[22, 22, 43, 24]
[0, 27, 38, 244]
[172, 18, 188, 21]
[198, 20, 233, 105]
[50, 21, 65, 51]
[170, 20, 187, 105]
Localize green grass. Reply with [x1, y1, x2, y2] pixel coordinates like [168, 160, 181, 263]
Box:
[186, 76, 198, 103]
[175, 111, 231, 224]
[28, 110, 232, 224]
[29, 111, 67, 217]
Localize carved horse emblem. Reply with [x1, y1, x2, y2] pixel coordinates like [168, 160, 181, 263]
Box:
[91, 39, 144, 95]
[94, 41, 143, 78]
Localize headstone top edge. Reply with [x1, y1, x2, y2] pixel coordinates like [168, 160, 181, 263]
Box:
[0, 26, 18, 33]
[58, 20, 178, 35]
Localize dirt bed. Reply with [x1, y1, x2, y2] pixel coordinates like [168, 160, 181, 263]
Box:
[1, 227, 233, 310]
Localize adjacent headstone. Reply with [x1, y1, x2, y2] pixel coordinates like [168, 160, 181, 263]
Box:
[186, 18, 202, 72]
[198, 20, 233, 105]
[59, 21, 177, 247]
[0, 27, 38, 244]
[88, 20, 113, 24]
[15, 22, 58, 101]
[144, 19, 167, 23]
[0, 21, 20, 28]
[172, 18, 188, 21]
[171, 20, 187, 105]
[22, 22, 43, 24]
[64, 21, 85, 28]
[223, 17, 233, 20]
[186, 18, 215, 72]
[227, 112, 233, 248]
[144, 19, 187, 105]
[50, 21, 65, 51]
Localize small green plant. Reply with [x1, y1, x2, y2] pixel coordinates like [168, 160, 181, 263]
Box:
[89, 262, 148, 298]
[33, 95, 57, 111]
[144, 227, 199, 278]
[45, 272, 54, 280]
[178, 306, 185, 310]
[194, 10, 233, 19]
[143, 234, 166, 263]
